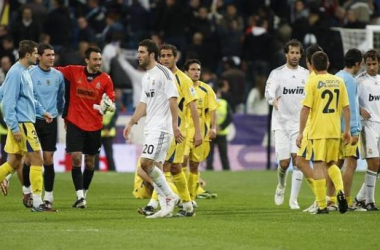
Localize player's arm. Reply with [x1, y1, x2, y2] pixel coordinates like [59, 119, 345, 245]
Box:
[209, 110, 217, 140]
[169, 97, 184, 144]
[2, 73, 21, 134]
[123, 102, 146, 141]
[57, 74, 65, 115]
[342, 105, 351, 145]
[296, 105, 310, 148]
[208, 87, 219, 139]
[189, 101, 202, 147]
[265, 71, 280, 110]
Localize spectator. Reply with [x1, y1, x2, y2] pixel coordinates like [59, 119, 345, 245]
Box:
[246, 75, 269, 115]
[12, 6, 42, 45]
[77, 17, 96, 43]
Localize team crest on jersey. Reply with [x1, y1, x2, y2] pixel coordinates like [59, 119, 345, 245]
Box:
[46, 80, 50, 86]
[77, 78, 82, 84]
[95, 82, 101, 89]
[152, 79, 155, 85]
[190, 87, 196, 96]
[368, 148, 373, 155]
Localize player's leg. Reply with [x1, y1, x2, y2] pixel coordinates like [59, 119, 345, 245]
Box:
[313, 161, 328, 214]
[39, 117, 58, 208]
[66, 122, 86, 208]
[83, 154, 96, 199]
[206, 139, 215, 170]
[142, 132, 178, 218]
[364, 158, 379, 210]
[21, 156, 33, 208]
[289, 131, 304, 209]
[274, 130, 291, 206]
[102, 136, 116, 171]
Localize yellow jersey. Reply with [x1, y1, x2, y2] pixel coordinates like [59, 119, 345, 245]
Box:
[303, 73, 349, 139]
[174, 69, 198, 136]
[303, 71, 316, 134]
[186, 81, 219, 141]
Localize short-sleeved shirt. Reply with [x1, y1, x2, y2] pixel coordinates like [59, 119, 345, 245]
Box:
[57, 65, 115, 131]
[186, 81, 219, 141]
[303, 73, 349, 139]
[173, 69, 198, 136]
[356, 72, 380, 123]
[140, 64, 178, 135]
[265, 65, 309, 131]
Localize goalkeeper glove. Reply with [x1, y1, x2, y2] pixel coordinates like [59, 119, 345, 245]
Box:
[93, 93, 116, 115]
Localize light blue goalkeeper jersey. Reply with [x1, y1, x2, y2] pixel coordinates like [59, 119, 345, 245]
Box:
[29, 65, 65, 119]
[2, 62, 45, 133]
[336, 69, 361, 136]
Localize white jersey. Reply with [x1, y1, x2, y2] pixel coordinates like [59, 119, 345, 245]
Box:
[265, 64, 309, 130]
[140, 64, 178, 134]
[357, 72, 380, 123]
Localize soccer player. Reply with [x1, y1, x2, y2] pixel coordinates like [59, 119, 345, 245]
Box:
[57, 46, 115, 208]
[124, 39, 182, 218]
[296, 51, 350, 214]
[20, 43, 65, 209]
[265, 39, 309, 209]
[296, 44, 323, 213]
[333, 49, 363, 211]
[0, 40, 54, 212]
[138, 44, 203, 217]
[354, 49, 380, 211]
[183, 59, 218, 203]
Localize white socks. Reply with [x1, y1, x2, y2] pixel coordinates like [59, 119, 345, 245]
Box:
[148, 166, 175, 198]
[290, 169, 303, 201]
[365, 170, 377, 203]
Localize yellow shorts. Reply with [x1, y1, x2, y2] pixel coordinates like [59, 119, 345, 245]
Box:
[308, 138, 340, 163]
[297, 132, 310, 158]
[339, 134, 360, 159]
[184, 139, 210, 162]
[165, 138, 186, 164]
[5, 123, 41, 155]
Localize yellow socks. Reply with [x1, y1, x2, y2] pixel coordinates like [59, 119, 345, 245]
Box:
[314, 179, 327, 209]
[347, 196, 353, 207]
[188, 172, 199, 200]
[328, 165, 343, 193]
[30, 166, 43, 195]
[172, 171, 191, 202]
[0, 162, 15, 182]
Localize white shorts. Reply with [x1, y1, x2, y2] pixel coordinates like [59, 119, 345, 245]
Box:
[142, 131, 173, 163]
[361, 121, 380, 159]
[274, 129, 298, 161]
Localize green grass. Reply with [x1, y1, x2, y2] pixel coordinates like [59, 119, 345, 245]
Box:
[1, 171, 379, 250]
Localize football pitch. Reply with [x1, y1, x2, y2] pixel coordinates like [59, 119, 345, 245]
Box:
[1, 170, 379, 250]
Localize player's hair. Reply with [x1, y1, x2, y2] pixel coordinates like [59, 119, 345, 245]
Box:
[37, 43, 54, 55]
[84, 46, 102, 59]
[311, 51, 329, 71]
[160, 44, 178, 57]
[344, 48, 362, 68]
[184, 59, 201, 71]
[305, 44, 323, 64]
[363, 49, 380, 63]
[283, 39, 304, 55]
[139, 39, 159, 61]
[18, 40, 38, 59]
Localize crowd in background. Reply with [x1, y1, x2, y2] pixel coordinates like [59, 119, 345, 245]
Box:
[1, 0, 380, 114]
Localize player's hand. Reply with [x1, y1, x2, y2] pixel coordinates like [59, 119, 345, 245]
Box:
[296, 133, 303, 148]
[273, 96, 281, 111]
[194, 132, 203, 147]
[12, 131, 22, 143]
[360, 107, 371, 120]
[123, 124, 132, 141]
[209, 128, 217, 140]
[43, 112, 53, 123]
[173, 126, 184, 144]
[351, 135, 359, 146]
[343, 130, 351, 145]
